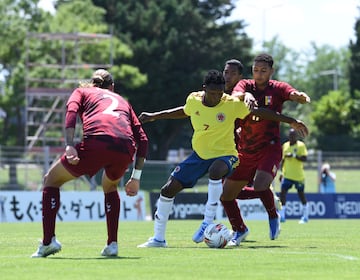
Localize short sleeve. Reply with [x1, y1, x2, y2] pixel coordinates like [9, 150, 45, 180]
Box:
[183, 94, 193, 116]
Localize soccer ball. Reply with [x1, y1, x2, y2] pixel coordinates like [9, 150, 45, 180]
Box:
[203, 223, 231, 248]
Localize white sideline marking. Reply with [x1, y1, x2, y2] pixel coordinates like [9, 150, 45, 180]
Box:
[266, 250, 359, 261]
[332, 254, 359, 261]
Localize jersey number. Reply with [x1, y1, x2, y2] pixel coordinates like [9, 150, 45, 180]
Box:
[251, 115, 260, 122]
[103, 94, 120, 117]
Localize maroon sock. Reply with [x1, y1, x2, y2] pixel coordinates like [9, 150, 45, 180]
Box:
[237, 186, 261, 200]
[105, 191, 120, 245]
[258, 188, 277, 219]
[42, 187, 60, 245]
[221, 199, 247, 232]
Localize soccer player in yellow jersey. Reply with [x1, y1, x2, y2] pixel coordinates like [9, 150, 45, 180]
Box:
[279, 128, 309, 224]
[137, 70, 308, 247]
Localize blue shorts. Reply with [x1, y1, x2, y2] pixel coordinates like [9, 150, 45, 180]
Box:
[171, 151, 238, 188]
[281, 178, 305, 192]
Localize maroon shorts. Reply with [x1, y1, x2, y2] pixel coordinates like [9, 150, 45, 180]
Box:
[61, 137, 133, 180]
[228, 143, 282, 182]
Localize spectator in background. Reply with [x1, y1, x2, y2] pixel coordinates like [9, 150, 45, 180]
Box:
[319, 163, 336, 193]
[278, 128, 309, 224]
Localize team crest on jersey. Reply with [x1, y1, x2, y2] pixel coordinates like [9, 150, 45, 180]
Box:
[265, 95, 272, 105]
[216, 112, 226, 122]
[173, 166, 181, 173]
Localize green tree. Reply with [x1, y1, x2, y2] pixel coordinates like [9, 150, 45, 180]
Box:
[262, 36, 304, 84]
[311, 90, 360, 150]
[92, 0, 253, 158]
[263, 37, 354, 149]
[0, 0, 45, 188]
[36, 0, 146, 93]
[260, 37, 313, 144]
[0, 0, 146, 146]
[0, 0, 45, 145]
[349, 14, 360, 98]
[303, 44, 349, 101]
[301, 44, 352, 150]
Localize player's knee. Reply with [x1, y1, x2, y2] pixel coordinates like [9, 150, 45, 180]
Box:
[209, 161, 228, 180]
[160, 187, 172, 198]
[160, 179, 182, 198]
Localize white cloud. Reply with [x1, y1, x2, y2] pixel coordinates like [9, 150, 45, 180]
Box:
[38, 0, 55, 14]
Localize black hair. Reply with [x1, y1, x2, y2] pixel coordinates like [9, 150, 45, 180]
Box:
[225, 59, 244, 74]
[203, 69, 225, 86]
[254, 53, 274, 68]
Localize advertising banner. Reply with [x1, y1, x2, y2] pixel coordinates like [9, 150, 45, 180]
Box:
[0, 191, 146, 223]
[149, 192, 268, 220]
[149, 192, 360, 220]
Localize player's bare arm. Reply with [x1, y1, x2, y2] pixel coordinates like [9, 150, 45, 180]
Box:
[138, 106, 187, 123]
[125, 180, 140, 196]
[290, 120, 309, 138]
[133, 156, 146, 171]
[289, 91, 311, 104]
[64, 127, 80, 165]
[233, 91, 258, 110]
[251, 108, 309, 138]
[65, 127, 75, 147]
[125, 154, 146, 196]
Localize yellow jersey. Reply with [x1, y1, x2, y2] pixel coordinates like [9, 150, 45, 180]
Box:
[183, 91, 250, 159]
[282, 140, 308, 181]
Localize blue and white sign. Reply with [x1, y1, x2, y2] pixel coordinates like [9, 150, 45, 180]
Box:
[149, 192, 360, 220]
[0, 191, 146, 223]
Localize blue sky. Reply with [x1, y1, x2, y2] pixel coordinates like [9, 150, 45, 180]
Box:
[232, 0, 359, 51]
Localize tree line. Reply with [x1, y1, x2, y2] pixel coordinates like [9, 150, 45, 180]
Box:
[0, 0, 359, 159]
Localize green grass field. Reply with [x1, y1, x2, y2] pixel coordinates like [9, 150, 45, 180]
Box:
[1, 220, 359, 279]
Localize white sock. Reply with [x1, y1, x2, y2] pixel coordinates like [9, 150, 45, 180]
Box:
[280, 206, 286, 220]
[154, 195, 174, 241]
[203, 179, 223, 224]
[302, 203, 309, 219]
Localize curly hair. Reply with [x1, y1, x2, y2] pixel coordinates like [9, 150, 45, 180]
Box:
[203, 69, 225, 86]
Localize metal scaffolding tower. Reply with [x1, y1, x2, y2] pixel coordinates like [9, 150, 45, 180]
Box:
[25, 32, 113, 151]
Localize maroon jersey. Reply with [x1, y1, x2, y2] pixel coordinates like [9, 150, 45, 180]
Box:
[66, 87, 148, 157]
[233, 79, 295, 153]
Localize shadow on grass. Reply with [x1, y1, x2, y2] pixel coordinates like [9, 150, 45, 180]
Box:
[246, 245, 288, 249]
[162, 239, 259, 249]
[49, 256, 141, 260]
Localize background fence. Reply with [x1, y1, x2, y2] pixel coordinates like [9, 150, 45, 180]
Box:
[0, 146, 359, 191]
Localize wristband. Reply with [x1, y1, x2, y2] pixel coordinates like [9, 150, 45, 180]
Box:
[131, 169, 142, 180]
